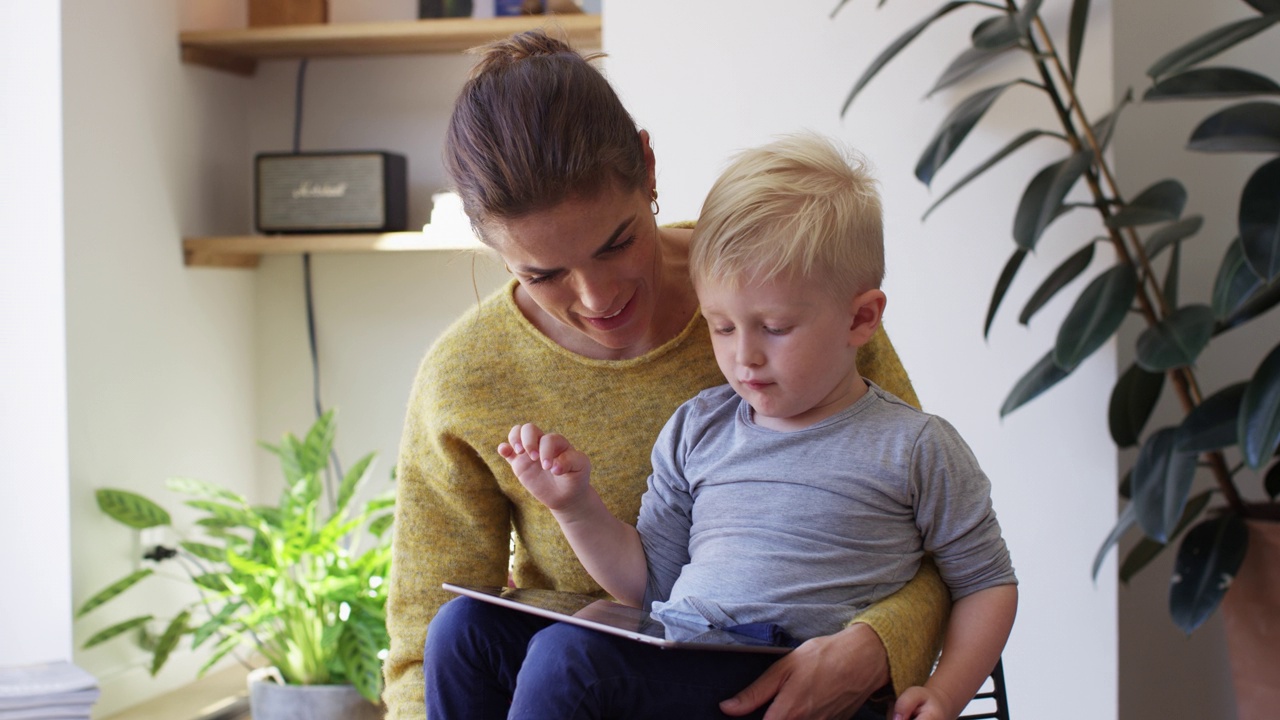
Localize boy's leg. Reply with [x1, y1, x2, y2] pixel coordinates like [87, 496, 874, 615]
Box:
[508, 623, 782, 720]
[423, 596, 554, 719]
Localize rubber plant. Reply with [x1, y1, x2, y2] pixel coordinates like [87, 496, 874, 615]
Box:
[76, 410, 393, 703]
[835, 0, 1280, 633]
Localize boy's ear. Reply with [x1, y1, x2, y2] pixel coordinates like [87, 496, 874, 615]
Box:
[848, 289, 887, 347]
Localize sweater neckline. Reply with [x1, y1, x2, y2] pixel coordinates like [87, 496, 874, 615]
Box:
[499, 279, 706, 369]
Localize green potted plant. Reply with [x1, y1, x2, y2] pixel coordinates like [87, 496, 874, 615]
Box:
[75, 411, 393, 719]
[836, 0, 1279, 716]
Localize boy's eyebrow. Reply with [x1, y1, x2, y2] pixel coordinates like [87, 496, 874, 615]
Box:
[512, 216, 636, 276]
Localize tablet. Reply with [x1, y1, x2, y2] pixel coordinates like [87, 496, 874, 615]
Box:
[441, 583, 792, 654]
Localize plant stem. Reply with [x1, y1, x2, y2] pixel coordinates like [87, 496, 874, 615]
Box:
[1013, 5, 1248, 515]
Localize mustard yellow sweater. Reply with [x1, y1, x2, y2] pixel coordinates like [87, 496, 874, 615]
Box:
[383, 279, 949, 719]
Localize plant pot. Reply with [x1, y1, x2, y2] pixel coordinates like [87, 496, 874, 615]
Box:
[249, 672, 383, 720]
[1221, 518, 1280, 720]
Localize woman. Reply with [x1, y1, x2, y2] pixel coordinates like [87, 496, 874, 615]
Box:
[383, 29, 949, 720]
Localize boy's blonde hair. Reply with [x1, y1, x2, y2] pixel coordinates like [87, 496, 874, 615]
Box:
[690, 133, 884, 298]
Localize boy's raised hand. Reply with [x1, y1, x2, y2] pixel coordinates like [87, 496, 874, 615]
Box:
[498, 423, 593, 513]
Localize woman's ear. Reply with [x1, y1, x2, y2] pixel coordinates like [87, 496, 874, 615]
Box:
[639, 129, 656, 190]
[848, 289, 887, 347]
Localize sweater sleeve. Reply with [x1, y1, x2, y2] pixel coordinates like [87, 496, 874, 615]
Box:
[847, 557, 950, 695]
[382, 352, 513, 720]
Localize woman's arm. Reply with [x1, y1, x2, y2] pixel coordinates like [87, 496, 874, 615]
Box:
[382, 368, 512, 720]
[721, 559, 951, 719]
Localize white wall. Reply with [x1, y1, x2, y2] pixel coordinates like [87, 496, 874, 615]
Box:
[605, 2, 1119, 718]
[1112, 2, 1280, 719]
[0, 0, 72, 669]
[61, 1, 258, 715]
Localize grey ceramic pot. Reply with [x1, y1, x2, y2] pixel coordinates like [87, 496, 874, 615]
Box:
[249, 679, 384, 720]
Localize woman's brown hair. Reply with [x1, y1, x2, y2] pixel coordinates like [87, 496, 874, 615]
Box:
[444, 29, 648, 238]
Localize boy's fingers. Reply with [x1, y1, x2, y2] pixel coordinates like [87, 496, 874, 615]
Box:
[518, 423, 545, 460]
[507, 425, 525, 453]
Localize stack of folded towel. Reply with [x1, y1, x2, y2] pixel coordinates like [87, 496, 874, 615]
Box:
[0, 662, 99, 720]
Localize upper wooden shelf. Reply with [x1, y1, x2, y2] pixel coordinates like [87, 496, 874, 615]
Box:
[180, 14, 602, 75]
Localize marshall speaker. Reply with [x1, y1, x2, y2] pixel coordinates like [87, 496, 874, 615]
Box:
[255, 151, 408, 233]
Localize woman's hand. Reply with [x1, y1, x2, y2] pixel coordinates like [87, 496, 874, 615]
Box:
[498, 423, 593, 513]
[720, 622, 890, 720]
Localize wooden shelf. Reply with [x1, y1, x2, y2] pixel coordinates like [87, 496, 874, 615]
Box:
[182, 232, 486, 268]
[180, 14, 602, 75]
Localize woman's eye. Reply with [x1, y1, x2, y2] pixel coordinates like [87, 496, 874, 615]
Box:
[605, 236, 636, 254]
[526, 273, 557, 286]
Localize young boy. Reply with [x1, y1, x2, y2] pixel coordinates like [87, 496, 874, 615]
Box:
[477, 133, 1015, 720]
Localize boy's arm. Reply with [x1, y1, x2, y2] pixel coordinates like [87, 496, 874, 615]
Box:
[894, 584, 1018, 720]
[498, 423, 648, 606]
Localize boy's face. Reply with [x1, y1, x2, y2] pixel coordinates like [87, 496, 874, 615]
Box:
[698, 273, 877, 432]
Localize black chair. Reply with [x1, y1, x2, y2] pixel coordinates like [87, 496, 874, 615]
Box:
[956, 658, 1010, 720]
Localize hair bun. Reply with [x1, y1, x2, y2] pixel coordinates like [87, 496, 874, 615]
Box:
[469, 29, 595, 77]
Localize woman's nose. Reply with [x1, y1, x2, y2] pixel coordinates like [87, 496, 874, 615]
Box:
[573, 274, 618, 314]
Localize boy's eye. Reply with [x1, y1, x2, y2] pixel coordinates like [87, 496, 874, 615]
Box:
[713, 326, 735, 335]
[764, 326, 791, 336]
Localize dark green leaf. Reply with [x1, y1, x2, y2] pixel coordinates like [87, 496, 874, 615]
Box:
[1220, 272, 1280, 332]
[1148, 15, 1280, 79]
[1000, 350, 1072, 417]
[1107, 180, 1187, 228]
[1145, 216, 1204, 261]
[985, 248, 1027, 339]
[928, 45, 1019, 97]
[1164, 241, 1182, 308]
[917, 82, 1021, 187]
[842, 2, 985, 117]
[76, 569, 153, 617]
[82, 615, 153, 649]
[1145, 67, 1280, 101]
[923, 130, 1054, 221]
[1013, 150, 1094, 250]
[1090, 90, 1132, 153]
[1170, 514, 1248, 634]
[192, 573, 228, 592]
[1093, 501, 1136, 581]
[1131, 427, 1199, 543]
[339, 623, 385, 703]
[1020, 242, 1096, 326]
[1213, 237, 1264, 322]
[1266, 461, 1280, 499]
[1136, 304, 1216, 371]
[1189, 101, 1280, 153]
[1109, 363, 1166, 448]
[96, 489, 170, 529]
[179, 541, 226, 563]
[1067, 0, 1091, 84]
[1239, 156, 1280, 281]
[1240, 341, 1280, 469]
[972, 15, 1020, 50]
[1176, 383, 1247, 452]
[191, 602, 242, 649]
[1119, 490, 1213, 583]
[150, 610, 191, 676]
[1054, 264, 1138, 371]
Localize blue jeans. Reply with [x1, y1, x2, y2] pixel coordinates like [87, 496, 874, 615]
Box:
[423, 596, 887, 720]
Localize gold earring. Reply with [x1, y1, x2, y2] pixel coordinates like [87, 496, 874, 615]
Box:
[650, 188, 660, 215]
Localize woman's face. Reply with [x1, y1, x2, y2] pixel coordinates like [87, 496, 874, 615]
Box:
[485, 183, 666, 359]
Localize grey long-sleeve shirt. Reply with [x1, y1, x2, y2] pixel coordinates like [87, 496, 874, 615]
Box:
[637, 382, 1016, 642]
